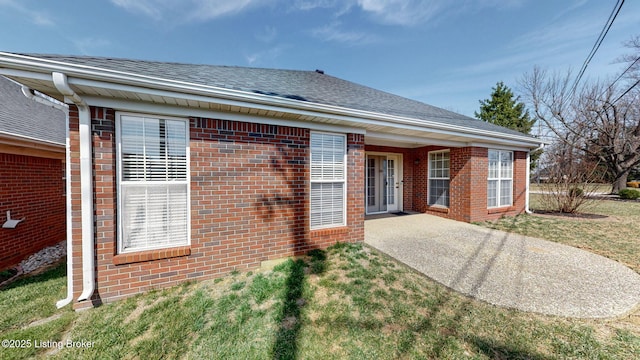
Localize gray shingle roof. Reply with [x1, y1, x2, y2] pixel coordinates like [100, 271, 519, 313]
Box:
[21, 54, 530, 138]
[0, 75, 65, 145]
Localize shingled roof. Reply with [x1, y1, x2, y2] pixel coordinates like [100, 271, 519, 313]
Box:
[0, 75, 65, 145]
[18, 54, 530, 139]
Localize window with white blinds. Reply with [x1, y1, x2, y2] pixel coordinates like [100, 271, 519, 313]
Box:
[428, 151, 450, 207]
[488, 150, 513, 208]
[310, 132, 346, 229]
[118, 114, 189, 252]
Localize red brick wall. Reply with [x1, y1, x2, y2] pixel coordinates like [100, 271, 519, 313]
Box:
[0, 153, 65, 269]
[364, 145, 528, 222]
[70, 107, 365, 308]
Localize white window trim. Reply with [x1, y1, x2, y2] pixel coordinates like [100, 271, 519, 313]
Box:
[116, 112, 191, 253]
[427, 150, 450, 208]
[310, 131, 347, 230]
[487, 149, 514, 208]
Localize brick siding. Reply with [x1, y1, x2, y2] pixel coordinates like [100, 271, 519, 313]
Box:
[364, 145, 528, 222]
[70, 107, 364, 308]
[68, 105, 528, 308]
[0, 153, 65, 269]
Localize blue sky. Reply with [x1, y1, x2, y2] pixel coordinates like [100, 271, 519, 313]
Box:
[1, 0, 639, 119]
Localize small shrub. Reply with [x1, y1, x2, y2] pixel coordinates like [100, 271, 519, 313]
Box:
[568, 187, 584, 197]
[627, 181, 640, 188]
[619, 189, 640, 200]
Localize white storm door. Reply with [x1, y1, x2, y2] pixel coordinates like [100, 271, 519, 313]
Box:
[366, 154, 401, 213]
[385, 155, 400, 212]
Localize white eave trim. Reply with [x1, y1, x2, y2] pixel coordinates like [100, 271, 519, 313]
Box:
[81, 96, 367, 135]
[0, 52, 545, 148]
[0, 130, 65, 148]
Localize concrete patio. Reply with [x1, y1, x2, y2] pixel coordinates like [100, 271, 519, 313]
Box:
[365, 213, 640, 318]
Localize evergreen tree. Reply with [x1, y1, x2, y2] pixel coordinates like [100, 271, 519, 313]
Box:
[476, 81, 540, 169]
[475, 81, 535, 134]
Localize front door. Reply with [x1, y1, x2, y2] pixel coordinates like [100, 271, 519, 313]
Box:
[366, 154, 400, 214]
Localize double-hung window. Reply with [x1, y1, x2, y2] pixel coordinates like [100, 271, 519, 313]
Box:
[310, 132, 346, 229]
[117, 114, 189, 253]
[488, 150, 513, 208]
[428, 151, 450, 207]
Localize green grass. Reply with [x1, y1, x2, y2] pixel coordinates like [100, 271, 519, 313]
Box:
[480, 195, 640, 273]
[2, 237, 639, 359]
[529, 183, 618, 193]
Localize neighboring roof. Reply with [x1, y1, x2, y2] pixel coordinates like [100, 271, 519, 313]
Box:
[0, 75, 65, 145]
[16, 54, 529, 139]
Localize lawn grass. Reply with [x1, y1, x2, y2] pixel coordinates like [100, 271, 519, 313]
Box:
[529, 183, 617, 193]
[480, 195, 640, 273]
[2, 237, 639, 359]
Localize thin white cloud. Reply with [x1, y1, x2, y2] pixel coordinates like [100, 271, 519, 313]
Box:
[110, 0, 162, 20]
[0, 0, 55, 26]
[256, 26, 278, 43]
[356, 0, 444, 26]
[110, 0, 267, 22]
[293, 0, 353, 17]
[311, 22, 379, 45]
[73, 38, 113, 56]
[354, 0, 525, 26]
[245, 44, 288, 65]
[188, 0, 259, 21]
[293, 0, 341, 11]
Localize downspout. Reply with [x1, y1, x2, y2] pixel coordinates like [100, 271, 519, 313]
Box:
[52, 72, 95, 303]
[525, 143, 545, 214]
[20, 86, 73, 308]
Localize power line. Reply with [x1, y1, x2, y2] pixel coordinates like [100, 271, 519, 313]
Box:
[599, 54, 640, 98]
[570, 0, 625, 94]
[608, 78, 640, 108]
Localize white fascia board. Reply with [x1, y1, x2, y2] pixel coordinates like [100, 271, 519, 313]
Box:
[0, 130, 65, 148]
[82, 96, 367, 135]
[0, 67, 53, 81]
[467, 142, 539, 152]
[78, 78, 544, 148]
[69, 77, 543, 147]
[365, 131, 467, 147]
[0, 53, 544, 147]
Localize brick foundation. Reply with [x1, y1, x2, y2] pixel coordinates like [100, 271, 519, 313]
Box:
[0, 153, 65, 269]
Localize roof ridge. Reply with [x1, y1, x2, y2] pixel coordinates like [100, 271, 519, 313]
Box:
[21, 53, 321, 74]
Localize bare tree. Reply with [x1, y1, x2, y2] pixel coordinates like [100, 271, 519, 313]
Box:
[617, 35, 640, 80]
[535, 140, 605, 213]
[520, 66, 640, 193]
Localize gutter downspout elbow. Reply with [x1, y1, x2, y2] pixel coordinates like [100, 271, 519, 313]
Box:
[52, 72, 95, 303]
[21, 85, 74, 308]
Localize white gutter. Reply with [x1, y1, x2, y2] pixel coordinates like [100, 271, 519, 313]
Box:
[52, 72, 95, 303]
[20, 86, 74, 308]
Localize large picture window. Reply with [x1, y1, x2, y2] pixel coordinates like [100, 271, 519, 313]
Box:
[488, 150, 513, 208]
[310, 132, 346, 229]
[117, 114, 189, 253]
[428, 151, 450, 207]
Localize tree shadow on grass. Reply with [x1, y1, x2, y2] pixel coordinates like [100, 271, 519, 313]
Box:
[469, 336, 549, 360]
[272, 249, 326, 360]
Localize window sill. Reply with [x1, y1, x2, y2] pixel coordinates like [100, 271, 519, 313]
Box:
[113, 246, 191, 265]
[487, 206, 515, 214]
[310, 226, 349, 236]
[426, 205, 449, 214]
